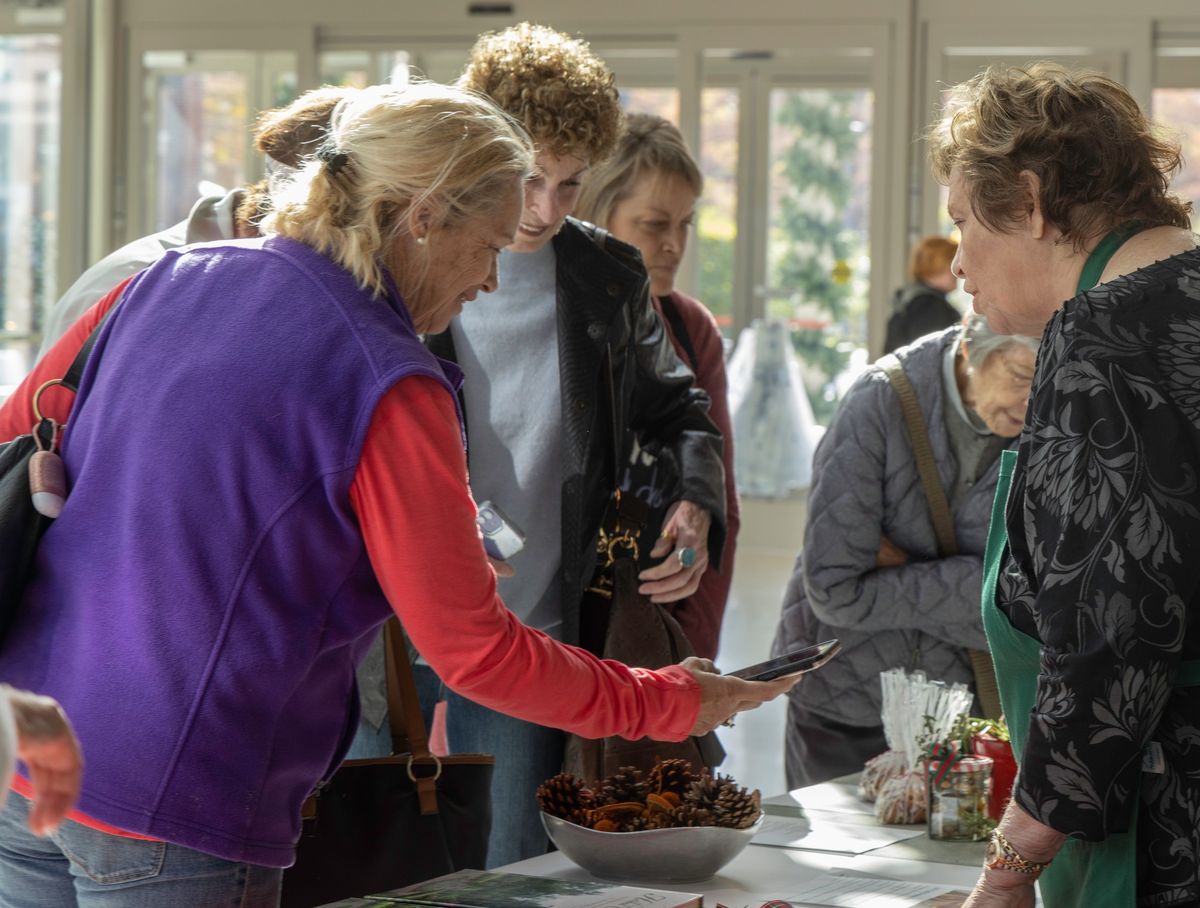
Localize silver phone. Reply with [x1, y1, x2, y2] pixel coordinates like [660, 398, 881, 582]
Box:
[476, 500, 526, 561]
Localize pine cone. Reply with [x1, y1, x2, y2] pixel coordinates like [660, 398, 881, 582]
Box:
[671, 804, 714, 827]
[647, 758, 696, 796]
[536, 772, 591, 821]
[643, 810, 675, 830]
[599, 766, 646, 804]
[683, 771, 719, 810]
[710, 777, 762, 829]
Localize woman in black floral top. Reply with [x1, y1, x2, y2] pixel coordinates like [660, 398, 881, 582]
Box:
[929, 63, 1199, 907]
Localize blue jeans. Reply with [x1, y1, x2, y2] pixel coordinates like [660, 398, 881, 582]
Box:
[0, 792, 282, 907]
[347, 665, 564, 868]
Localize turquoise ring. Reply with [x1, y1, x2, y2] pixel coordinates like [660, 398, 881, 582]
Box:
[677, 546, 697, 568]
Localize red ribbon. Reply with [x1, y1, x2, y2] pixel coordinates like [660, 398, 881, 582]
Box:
[926, 741, 963, 787]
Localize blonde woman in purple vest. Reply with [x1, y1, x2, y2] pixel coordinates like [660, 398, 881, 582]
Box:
[0, 83, 794, 907]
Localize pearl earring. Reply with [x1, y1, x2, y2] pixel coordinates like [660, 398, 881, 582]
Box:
[416, 236, 427, 246]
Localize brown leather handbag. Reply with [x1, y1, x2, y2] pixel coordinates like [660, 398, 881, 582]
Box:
[565, 230, 725, 782]
[565, 548, 726, 783]
[280, 619, 494, 908]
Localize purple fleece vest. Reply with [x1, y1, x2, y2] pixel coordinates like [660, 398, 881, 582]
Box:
[0, 237, 461, 867]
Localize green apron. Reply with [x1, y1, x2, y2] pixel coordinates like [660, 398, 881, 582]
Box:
[981, 227, 1200, 904]
[981, 449, 1136, 906]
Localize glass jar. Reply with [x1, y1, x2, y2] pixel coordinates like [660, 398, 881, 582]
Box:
[927, 755, 993, 841]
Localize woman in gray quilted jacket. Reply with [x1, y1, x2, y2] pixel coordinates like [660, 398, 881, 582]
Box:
[771, 315, 1037, 787]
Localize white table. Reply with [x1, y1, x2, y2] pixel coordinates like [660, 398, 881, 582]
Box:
[504, 777, 987, 906]
[506, 842, 982, 907]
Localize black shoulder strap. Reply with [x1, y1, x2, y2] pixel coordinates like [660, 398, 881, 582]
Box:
[30, 303, 119, 430]
[61, 313, 110, 392]
[658, 294, 698, 373]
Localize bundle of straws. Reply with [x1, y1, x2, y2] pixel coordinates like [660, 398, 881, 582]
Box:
[879, 668, 974, 771]
[868, 668, 974, 824]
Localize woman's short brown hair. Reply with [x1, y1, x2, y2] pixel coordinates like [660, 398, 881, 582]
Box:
[909, 235, 957, 283]
[929, 62, 1191, 247]
[237, 86, 357, 232]
[458, 22, 622, 163]
[575, 113, 703, 229]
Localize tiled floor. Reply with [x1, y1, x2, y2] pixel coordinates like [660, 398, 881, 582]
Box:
[711, 495, 809, 799]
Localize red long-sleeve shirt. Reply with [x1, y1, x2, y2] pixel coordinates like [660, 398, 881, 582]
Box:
[2, 281, 702, 836]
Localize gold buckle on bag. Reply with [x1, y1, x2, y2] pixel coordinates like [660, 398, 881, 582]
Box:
[586, 491, 640, 598]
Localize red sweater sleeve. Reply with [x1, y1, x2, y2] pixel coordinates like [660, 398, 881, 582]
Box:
[349, 375, 701, 741]
[0, 278, 133, 442]
[658, 291, 741, 661]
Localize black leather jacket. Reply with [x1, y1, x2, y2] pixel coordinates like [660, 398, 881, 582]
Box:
[427, 218, 726, 646]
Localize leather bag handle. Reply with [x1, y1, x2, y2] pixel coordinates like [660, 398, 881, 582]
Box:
[382, 617, 442, 814]
[877, 354, 957, 557]
[877, 354, 1002, 720]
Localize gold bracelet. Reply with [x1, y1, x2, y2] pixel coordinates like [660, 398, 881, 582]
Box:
[984, 828, 1053, 876]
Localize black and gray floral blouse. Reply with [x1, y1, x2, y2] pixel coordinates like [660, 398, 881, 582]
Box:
[998, 248, 1200, 906]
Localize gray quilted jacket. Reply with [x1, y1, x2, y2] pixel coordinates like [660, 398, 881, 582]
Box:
[771, 327, 1005, 728]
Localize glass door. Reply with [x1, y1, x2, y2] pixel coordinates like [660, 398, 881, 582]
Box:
[139, 50, 297, 233]
[1153, 40, 1200, 213]
[764, 83, 873, 421]
[696, 47, 878, 423]
[0, 33, 60, 396]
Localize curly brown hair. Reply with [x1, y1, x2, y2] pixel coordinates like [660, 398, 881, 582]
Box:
[459, 22, 622, 163]
[929, 62, 1191, 248]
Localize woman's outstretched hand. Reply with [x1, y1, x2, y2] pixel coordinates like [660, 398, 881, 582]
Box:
[680, 657, 800, 736]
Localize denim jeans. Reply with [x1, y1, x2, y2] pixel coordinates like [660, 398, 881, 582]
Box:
[0, 792, 282, 907]
[347, 665, 564, 868]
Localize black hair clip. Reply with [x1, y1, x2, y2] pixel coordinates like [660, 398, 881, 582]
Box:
[317, 144, 349, 178]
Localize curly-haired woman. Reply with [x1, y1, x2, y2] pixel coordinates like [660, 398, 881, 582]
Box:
[412, 24, 728, 867]
[929, 63, 1199, 907]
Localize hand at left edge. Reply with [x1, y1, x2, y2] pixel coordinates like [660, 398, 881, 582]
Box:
[5, 686, 82, 836]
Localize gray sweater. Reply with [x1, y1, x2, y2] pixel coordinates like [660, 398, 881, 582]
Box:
[771, 327, 1006, 727]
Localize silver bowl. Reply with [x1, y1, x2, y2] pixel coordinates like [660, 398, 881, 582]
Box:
[540, 811, 763, 884]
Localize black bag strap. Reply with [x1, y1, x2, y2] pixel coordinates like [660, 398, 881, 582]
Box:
[658, 294, 698, 374]
[381, 617, 443, 815]
[62, 318, 107, 392]
[876, 354, 957, 557]
[876, 353, 1002, 719]
[28, 305, 117, 432]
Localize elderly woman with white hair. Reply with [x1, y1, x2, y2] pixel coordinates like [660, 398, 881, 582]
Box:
[772, 315, 1037, 787]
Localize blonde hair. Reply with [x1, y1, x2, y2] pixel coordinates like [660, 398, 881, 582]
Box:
[458, 22, 622, 163]
[575, 113, 703, 229]
[908, 235, 957, 283]
[929, 62, 1191, 248]
[266, 81, 533, 297]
